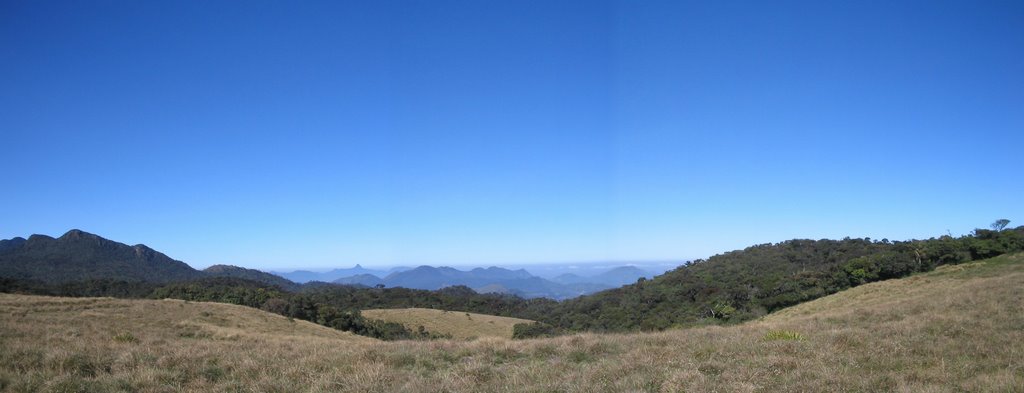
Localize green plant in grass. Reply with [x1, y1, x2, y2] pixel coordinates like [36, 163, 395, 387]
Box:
[112, 332, 138, 343]
[763, 330, 804, 341]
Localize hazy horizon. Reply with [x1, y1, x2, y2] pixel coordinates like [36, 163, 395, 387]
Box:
[261, 259, 684, 274]
[3, 1, 1021, 270]
[261, 260, 684, 282]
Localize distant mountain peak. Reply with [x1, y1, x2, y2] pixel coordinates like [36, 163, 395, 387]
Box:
[0, 236, 28, 253]
[27, 234, 55, 242]
[60, 229, 100, 240]
[203, 264, 237, 272]
[132, 244, 156, 259]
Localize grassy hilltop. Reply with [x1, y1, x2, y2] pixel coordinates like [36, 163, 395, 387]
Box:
[2, 252, 1022, 392]
[361, 308, 534, 339]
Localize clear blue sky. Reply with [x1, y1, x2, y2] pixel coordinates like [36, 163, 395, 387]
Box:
[2, 1, 1022, 270]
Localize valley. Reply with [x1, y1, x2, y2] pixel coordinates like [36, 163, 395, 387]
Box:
[2, 252, 1021, 392]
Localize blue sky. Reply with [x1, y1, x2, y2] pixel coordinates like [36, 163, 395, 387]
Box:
[2, 1, 1022, 270]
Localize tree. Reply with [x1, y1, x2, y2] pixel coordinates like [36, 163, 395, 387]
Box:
[991, 219, 1011, 232]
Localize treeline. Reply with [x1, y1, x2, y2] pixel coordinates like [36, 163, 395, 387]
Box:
[147, 279, 558, 325]
[135, 277, 471, 340]
[0, 275, 539, 340]
[0, 277, 159, 299]
[2, 224, 1022, 339]
[512, 321, 563, 339]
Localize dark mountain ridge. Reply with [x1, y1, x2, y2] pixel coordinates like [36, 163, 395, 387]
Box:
[0, 230, 203, 283]
[0, 237, 27, 253]
[0, 230, 292, 288]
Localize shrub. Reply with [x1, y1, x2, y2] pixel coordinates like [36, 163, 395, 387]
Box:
[512, 322, 562, 339]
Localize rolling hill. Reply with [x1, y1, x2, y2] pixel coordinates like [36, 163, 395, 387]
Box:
[548, 227, 1024, 331]
[1, 252, 1020, 391]
[202, 264, 299, 291]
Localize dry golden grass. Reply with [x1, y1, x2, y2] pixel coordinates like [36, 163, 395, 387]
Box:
[2, 252, 1022, 392]
[362, 308, 535, 339]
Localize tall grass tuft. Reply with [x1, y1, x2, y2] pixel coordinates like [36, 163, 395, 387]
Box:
[112, 332, 138, 343]
[763, 330, 804, 341]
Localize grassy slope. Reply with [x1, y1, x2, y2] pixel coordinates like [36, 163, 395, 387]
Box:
[2, 252, 1022, 392]
[0, 295, 372, 392]
[361, 308, 535, 339]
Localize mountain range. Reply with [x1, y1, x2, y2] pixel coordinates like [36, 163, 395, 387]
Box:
[273, 265, 410, 284]
[0, 230, 650, 300]
[333, 265, 614, 300]
[271, 262, 656, 300]
[551, 266, 652, 287]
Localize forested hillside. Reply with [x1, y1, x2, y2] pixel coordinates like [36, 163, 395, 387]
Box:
[203, 264, 299, 291]
[549, 226, 1024, 331]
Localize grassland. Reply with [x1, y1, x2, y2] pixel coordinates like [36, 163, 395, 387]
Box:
[2, 252, 1023, 392]
[362, 308, 534, 339]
